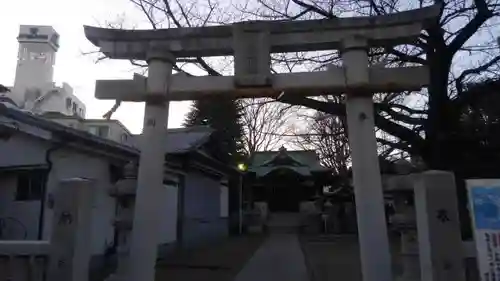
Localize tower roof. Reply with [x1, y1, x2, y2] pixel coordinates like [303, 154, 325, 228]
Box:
[18, 25, 60, 51]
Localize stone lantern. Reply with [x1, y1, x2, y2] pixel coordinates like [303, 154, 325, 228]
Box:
[106, 161, 138, 281]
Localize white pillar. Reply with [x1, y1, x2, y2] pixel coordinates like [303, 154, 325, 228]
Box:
[341, 36, 393, 281]
[127, 52, 174, 281]
[47, 178, 94, 281]
[414, 171, 465, 281]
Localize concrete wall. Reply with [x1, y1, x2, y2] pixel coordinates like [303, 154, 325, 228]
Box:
[44, 148, 116, 256]
[0, 133, 48, 167]
[14, 41, 56, 96]
[0, 175, 40, 240]
[183, 171, 228, 248]
[0, 131, 231, 259]
[0, 133, 116, 255]
[34, 87, 85, 118]
[0, 134, 48, 240]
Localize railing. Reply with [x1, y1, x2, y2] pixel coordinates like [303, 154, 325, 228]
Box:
[0, 241, 49, 281]
[0, 178, 95, 281]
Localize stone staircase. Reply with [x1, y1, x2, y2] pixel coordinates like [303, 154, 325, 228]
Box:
[267, 212, 302, 233]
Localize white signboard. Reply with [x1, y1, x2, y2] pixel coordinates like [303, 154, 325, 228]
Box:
[467, 179, 500, 281]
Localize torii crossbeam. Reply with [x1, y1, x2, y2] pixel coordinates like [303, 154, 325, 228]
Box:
[84, 5, 440, 281]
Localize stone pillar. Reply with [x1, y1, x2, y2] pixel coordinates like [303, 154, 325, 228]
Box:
[46, 178, 94, 281]
[341, 36, 393, 281]
[399, 229, 420, 280]
[414, 171, 465, 281]
[391, 192, 420, 281]
[127, 52, 174, 281]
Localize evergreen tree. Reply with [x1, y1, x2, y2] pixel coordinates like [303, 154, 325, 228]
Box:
[184, 97, 245, 165]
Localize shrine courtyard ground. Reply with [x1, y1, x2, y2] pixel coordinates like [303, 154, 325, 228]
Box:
[152, 234, 380, 281]
[154, 233, 368, 281]
[150, 233, 480, 281]
[155, 235, 266, 281]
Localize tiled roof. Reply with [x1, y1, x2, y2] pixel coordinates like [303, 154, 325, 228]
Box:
[249, 147, 329, 176]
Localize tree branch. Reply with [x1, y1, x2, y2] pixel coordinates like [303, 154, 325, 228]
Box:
[448, 0, 493, 55]
[456, 55, 500, 94]
[277, 95, 426, 153]
[291, 0, 336, 18]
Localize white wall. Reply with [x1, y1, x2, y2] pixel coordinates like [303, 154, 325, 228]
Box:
[14, 41, 55, 95]
[44, 148, 116, 255]
[37, 90, 85, 118]
[0, 131, 179, 255]
[0, 133, 48, 167]
[0, 132, 117, 255]
[0, 148, 116, 256]
[0, 175, 40, 240]
[0, 133, 48, 240]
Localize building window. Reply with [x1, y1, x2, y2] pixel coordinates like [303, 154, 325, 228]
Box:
[66, 98, 72, 109]
[121, 133, 128, 142]
[72, 102, 77, 113]
[98, 126, 109, 138]
[16, 171, 45, 201]
[19, 47, 28, 61]
[89, 125, 109, 138]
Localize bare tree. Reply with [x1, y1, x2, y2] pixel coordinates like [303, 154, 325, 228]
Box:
[107, 0, 500, 172]
[297, 114, 350, 174]
[96, 0, 237, 119]
[290, 96, 350, 176]
[235, 0, 500, 171]
[240, 98, 295, 155]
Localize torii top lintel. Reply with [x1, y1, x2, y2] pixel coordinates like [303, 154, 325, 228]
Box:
[84, 5, 440, 60]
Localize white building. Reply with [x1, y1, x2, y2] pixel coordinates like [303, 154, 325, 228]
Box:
[5, 25, 85, 118]
[40, 112, 135, 146]
[3, 25, 135, 147]
[0, 103, 240, 278]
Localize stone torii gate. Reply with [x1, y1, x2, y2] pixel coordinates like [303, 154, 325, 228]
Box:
[84, 6, 439, 281]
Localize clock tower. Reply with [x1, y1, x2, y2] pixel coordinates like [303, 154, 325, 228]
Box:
[13, 25, 60, 104]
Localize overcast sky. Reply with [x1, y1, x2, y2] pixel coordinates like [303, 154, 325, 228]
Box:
[0, 0, 192, 134]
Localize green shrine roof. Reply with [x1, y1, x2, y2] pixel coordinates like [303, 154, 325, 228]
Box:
[249, 146, 330, 177]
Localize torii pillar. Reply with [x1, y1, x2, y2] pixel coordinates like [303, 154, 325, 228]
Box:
[341, 36, 393, 281]
[126, 51, 174, 281]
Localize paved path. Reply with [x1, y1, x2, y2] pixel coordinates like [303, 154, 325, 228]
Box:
[233, 233, 310, 281]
